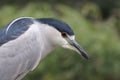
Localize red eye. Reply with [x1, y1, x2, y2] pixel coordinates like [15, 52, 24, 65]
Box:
[61, 32, 67, 38]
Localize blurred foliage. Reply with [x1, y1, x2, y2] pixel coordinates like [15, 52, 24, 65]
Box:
[0, 0, 120, 80]
[0, 0, 120, 19]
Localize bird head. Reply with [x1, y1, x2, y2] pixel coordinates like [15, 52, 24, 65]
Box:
[36, 18, 89, 60]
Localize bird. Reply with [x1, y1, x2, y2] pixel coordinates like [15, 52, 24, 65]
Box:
[0, 17, 89, 80]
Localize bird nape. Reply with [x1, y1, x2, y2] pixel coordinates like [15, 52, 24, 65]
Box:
[0, 17, 89, 80]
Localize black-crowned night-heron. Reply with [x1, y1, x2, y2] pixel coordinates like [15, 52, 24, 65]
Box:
[0, 17, 88, 80]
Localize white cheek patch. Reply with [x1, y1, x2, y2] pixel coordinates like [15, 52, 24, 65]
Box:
[68, 35, 75, 40]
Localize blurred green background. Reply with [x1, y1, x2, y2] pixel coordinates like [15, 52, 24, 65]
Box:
[0, 0, 120, 80]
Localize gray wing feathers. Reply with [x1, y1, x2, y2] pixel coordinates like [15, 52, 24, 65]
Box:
[0, 17, 33, 46]
[0, 22, 42, 80]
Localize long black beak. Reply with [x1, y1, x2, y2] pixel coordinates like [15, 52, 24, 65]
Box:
[67, 38, 89, 60]
[72, 41, 89, 60]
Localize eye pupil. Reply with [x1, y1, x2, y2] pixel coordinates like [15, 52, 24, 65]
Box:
[61, 32, 67, 37]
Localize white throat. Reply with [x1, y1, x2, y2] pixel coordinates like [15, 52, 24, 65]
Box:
[34, 22, 59, 59]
